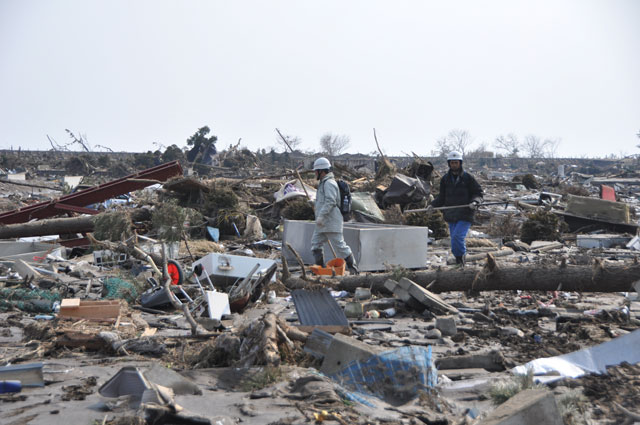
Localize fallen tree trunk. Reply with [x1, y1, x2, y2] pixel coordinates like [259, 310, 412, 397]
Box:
[0, 208, 151, 239]
[284, 260, 640, 293]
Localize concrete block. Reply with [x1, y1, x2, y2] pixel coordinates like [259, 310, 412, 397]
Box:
[320, 333, 379, 376]
[385, 279, 411, 303]
[344, 302, 364, 318]
[384, 279, 424, 310]
[479, 388, 563, 425]
[399, 278, 458, 314]
[436, 316, 457, 337]
[566, 194, 630, 224]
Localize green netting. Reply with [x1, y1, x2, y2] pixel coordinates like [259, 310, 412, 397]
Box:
[103, 277, 139, 303]
[0, 288, 61, 313]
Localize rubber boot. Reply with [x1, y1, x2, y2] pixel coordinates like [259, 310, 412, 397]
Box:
[455, 256, 466, 267]
[345, 254, 359, 275]
[312, 249, 325, 267]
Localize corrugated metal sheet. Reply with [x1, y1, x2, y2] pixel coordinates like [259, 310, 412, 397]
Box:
[291, 289, 348, 326]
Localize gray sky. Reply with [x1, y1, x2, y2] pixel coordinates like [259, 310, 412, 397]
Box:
[1, 0, 639, 157]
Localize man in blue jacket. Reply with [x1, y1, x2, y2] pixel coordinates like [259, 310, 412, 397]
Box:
[311, 157, 358, 274]
[429, 151, 483, 266]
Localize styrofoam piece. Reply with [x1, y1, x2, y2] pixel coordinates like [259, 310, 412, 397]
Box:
[205, 291, 231, 320]
[626, 236, 640, 251]
[576, 234, 631, 249]
[282, 220, 428, 272]
[192, 252, 277, 286]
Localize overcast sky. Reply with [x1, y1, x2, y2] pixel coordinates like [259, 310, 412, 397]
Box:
[1, 0, 639, 158]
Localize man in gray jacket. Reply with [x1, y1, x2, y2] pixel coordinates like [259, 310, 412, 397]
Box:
[311, 157, 358, 274]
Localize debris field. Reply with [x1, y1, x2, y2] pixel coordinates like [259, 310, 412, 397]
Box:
[1, 150, 639, 425]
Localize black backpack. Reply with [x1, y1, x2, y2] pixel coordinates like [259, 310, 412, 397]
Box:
[336, 180, 352, 219]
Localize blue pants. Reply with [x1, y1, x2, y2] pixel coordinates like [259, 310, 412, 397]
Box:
[448, 221, 472, 257]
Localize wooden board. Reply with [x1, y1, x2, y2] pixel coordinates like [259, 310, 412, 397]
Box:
[59, 299, 120, 320]
[60, 298, 81, 308]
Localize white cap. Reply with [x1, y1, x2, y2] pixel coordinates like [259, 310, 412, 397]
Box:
[313, 157, 331, 170]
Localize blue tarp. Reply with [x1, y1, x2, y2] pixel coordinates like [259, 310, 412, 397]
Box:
[329, 345, 437, 405]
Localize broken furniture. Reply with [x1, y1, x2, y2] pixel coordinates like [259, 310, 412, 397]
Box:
[282, 220, 429, 272]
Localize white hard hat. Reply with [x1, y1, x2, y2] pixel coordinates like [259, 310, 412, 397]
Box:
[447, 151, 463, 161]
[313, 157, 331, 170]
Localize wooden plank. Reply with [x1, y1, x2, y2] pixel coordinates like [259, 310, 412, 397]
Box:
[141, 328, 157, 337]
[61, 298, 81, 308]
[59, 300, 120, 320]
[296, 325, 351, 335]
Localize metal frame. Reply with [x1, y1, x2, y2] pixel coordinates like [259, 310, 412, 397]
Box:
[0, 161, 183, 225]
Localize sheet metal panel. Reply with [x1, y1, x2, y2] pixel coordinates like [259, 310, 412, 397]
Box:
[291, 288, 348, 326]
[282, 220, 428, 271]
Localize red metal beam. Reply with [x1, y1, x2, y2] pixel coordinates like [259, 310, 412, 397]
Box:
[58, 237, 91, 247]
[0, 161, 183, 225]
[54, 204, 101, 215]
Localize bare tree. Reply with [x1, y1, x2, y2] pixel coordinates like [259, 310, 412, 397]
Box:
[494, 133, 521, 157]
[522, 135, 548, 158]
[95, 144, 114, 152]
[319, 133, 350, 158]
[65, 129, 92, 152]
[447, 129, 474, 156]
[545, 138, 561, 158]
[434, 137, 453, 157]
[522, 135, 561, 158]
[47, 131, 92, 152]
[435, 129, 474, 157]
[274, 128, 302, 152]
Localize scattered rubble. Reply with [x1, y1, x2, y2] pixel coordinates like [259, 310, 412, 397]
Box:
[0, 153, 639, 424]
